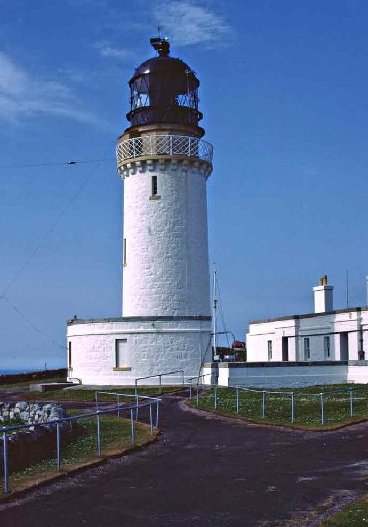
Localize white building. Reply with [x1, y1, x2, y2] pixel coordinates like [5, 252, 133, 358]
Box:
[202, 277, 368, 388]
[67, 38, 213, 385]
[246, 276, 367, 363]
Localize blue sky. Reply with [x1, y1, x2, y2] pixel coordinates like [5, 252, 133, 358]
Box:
[1, 0, 368, 370]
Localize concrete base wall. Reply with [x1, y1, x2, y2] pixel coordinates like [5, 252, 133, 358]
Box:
[202, 361, 368, 388]
[67, 317, 211, 385]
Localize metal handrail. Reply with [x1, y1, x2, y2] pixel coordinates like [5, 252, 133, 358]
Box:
[186, 373, 213, 401]
[193, 382, 364, 426]
[116, 135, 213, 165]
[1, 394, 161, 493]
[134, 370, 185, 395]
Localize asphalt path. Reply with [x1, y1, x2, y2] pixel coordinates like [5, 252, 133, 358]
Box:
[1, 393, 368, 527]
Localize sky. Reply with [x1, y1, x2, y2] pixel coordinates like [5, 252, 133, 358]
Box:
[1, 0, 368, 371]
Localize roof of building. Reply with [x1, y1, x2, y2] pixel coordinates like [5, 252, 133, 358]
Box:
[249, 306, 368, 325]
[67, 315, 211, 325]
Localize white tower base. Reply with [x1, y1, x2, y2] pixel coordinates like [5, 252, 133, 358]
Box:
[67, 317, 211, 385]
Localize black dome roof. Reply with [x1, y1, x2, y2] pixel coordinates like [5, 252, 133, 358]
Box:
[131, 55, 199, 88]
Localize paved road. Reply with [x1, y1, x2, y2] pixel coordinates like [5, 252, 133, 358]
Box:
[1, 394, 368, 527]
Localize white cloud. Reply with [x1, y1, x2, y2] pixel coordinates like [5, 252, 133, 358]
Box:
[154, 1, 231, 47]
[95, 41, 133, 61]
[0, 51, 102, 126]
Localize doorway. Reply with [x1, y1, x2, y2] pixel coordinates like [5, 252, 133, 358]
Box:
[340, 332, 349, 361]
[282, 337, 289, 361]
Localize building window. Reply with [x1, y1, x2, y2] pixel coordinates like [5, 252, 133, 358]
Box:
[267, 340, 272, 361]
[123, 238, 127, 266]
[324, 336, 330, 359]
[150, 176, 160, 200]
[68, 341, 72, 369]
[152, 175, 158, 196]
[115, 339, 128, 368]
[304, 338, 310, 360]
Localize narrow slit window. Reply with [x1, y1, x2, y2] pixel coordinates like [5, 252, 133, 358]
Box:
[304, 338, 310, 360]
[267, 340, 272, 361]
[324, 336, 330, 359]
[123, 238, 127, 266]
[152, 175, 158, 196]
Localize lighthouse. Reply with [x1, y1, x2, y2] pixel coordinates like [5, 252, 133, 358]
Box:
[67, 38, 213, 385]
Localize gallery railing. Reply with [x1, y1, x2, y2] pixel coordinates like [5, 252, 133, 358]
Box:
[116, 135, 213, 165]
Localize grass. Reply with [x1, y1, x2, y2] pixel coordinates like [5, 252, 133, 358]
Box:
[321, 496, 368, 525]
[191, 384, 368, 430]
[27, 385, 184, 402]
[1, 409, 155, 498]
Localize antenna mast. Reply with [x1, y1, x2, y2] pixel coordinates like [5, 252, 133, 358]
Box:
[346, 270, 349, 308]
[213, 264, 217, 359]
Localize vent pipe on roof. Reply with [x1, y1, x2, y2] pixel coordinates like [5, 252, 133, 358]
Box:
[313, 275, 334, 313]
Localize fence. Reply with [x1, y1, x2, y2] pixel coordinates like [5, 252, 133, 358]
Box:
[134, 370, 185, 395]
[95, 391, 160, 428]
[1, 393, 160, 494]
[187, 373, 213, 403]
[193, 384, 368, 426]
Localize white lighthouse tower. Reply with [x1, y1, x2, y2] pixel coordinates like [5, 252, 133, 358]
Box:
[67, 38, 213, 385]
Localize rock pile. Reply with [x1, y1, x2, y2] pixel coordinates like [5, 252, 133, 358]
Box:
[0, 401, 65, 426]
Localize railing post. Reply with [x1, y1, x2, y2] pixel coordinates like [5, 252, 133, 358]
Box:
[117, 394, 120, 418]
[135, 394, 139, 421]
[182, 370, 185, 387]
[169, 135, 173, 156]
[149, 404, 153, 435]
[262, 391, 265, 419]
[196, 383, 199, 406]
[56, 422, 61, 471]
[159, 375, 162, 395]
[96, 413, 102, 457]
[156, 400, 159, 428]
[350, 389, 353, 417]
[291, 393, 295, 424]
[134, 380, 138, 397]
[320, 393, 324, 425]
[189, 379, 192, 400]
[130, 408, 135, 446]
[236, 387, 239, 414]
[2, 430, 9, 493]
[214, 384, 218, 410]
[95, 391, 99, 411]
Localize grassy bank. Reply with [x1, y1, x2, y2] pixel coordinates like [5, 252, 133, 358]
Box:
[321, 496, 368, 526]
[0, 370, 67, 390]
[191, 384, 368, 429]
[1, 410, 155, 498]
[27, 385, 184, 402]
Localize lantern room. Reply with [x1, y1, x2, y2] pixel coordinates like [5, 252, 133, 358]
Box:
[126, 37, 203, 130]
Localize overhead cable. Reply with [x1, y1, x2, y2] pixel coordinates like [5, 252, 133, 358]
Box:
[2, 295, 66, 352]
[0, 155, 109, 298]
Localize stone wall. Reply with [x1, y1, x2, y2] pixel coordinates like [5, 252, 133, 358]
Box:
[67, 317, 211, 385]
[0, 402, 74, 473]
[0, 401, 65, 425]
[121, 159, 211, 318]
[202, 362, 350, 388]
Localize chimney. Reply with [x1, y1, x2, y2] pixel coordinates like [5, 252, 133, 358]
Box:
[313, 275, 334, 313]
